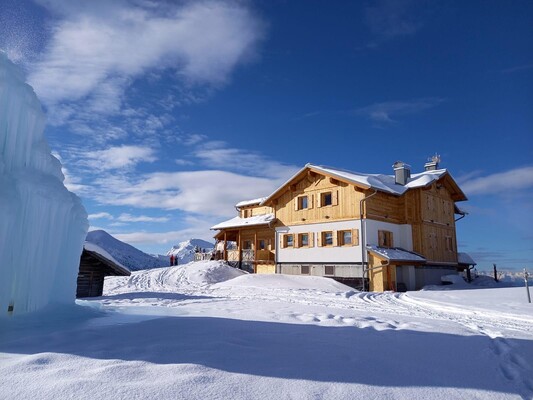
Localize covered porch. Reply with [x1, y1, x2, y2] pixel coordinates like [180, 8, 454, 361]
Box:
[212, 214, 276, 274]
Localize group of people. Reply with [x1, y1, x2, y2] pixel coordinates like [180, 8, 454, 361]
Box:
[169, 254, 178, 266]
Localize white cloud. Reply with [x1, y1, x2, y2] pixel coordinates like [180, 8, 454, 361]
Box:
[355, 97, 444, 124]
[194, 145, 298, 178]
[88, 212, 114, 220]
[82, 145, 157, 171]
[114, 227, 214, 247]
[364, 0, 432, 47]
[117, 213, 169, 223]
[461, 166, 533, 196]
[91, 169, 289, 218]
[29, 0, 263, 110]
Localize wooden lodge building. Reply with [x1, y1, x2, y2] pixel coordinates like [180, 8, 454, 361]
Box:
[211, 158, 476, 292]
[76, 243, 131, 298]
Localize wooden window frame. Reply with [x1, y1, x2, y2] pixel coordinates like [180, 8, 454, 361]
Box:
[282, 234, 294, 248]
[321, 192, 332, 207]
[322, 231, 334, 246]
[301, 265, 310, 275]
[378, 230, 394, 248]
[298, 233, 309, 247]
[296, 195, 308, 211]
[338, 230, 352, 246]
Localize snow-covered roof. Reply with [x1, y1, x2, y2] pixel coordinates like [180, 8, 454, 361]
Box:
[211, 214, 275, 230]
[367, 245, 426, 263]
[309, 164, 448, 195]
[83, 242, 131, 276]
[235, 197, 268, 208]
[261, 163, 466, 205]
[457, 252, 476, 266]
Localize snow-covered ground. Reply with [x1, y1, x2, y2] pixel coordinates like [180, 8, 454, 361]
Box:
[1, 261, 532, 400]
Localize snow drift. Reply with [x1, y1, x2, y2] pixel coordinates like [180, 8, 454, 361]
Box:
[0, 52, 88, 316]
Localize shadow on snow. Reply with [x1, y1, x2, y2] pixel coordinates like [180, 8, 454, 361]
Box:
[2, 308, 533, 397]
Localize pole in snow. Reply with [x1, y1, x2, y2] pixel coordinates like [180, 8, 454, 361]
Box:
[525, 269, 531, 304]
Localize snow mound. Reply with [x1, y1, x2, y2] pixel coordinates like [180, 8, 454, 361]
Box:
[441, 274, 469, 286]
[212, 274, 352, 292]
[104, 261, 245, 295]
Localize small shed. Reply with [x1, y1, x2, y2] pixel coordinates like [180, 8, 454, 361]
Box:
[457, 252, 476, 281]
[76, 243, 131, 298]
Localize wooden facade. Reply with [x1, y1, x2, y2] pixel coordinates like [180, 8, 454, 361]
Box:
[76, 247, 130, 298]
[212, 162, 470, 291]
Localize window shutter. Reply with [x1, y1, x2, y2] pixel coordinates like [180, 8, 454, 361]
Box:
[281, 234, 286, 249]
[308, 194, 314, 209]
[317, 193, 322, 208]
[317, 232, 323, 247]
[309, 232, 314, 248]
[378, 230, 384, 247]
[332, 190, 338, 206]
[333, 231, 339, 246]
[352, 229, 359, 246]
[294, 234, 300, 248]
[294, 198, 299, 211]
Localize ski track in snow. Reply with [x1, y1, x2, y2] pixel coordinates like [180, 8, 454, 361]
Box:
[96, 263, 533, 399]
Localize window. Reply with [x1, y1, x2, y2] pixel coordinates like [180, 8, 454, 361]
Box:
[445, 236, 453, 252]
[322, 231, 333, 246]
[259, 239, 266, 250]
[299, 233, 309, 247]
[301, 265, 310, 275]
[297, 195, 308, 210]
[243, 209, 251, 218]
[324, 265, 335, 276]
[243, 240, 252, 250]
[378, 230, 393, 248]
[321, 192, 332, 206]
[338, 230, 352, 246]
[283, 234, 294, 248]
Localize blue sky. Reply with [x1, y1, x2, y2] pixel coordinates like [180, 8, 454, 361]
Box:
[1, 0, 531, 270]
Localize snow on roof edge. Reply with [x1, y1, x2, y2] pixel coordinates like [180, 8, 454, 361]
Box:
[211, 213, 275, 230]
[83, 242, 131, 275]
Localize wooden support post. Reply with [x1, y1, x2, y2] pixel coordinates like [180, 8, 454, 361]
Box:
[223, 231, 227, 261]
[254, 232, 258, 274]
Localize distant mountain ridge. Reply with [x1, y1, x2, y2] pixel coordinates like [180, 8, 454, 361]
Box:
[166, 239, 214, 264]
[86, 230, 169, 271]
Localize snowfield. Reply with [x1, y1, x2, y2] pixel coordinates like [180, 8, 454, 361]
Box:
[1, 261, 532, 400]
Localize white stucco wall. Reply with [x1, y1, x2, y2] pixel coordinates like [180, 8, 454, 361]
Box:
[276, 219, 413, 265]
[276, 220, 363, 264]
[364, 220, 413, 250]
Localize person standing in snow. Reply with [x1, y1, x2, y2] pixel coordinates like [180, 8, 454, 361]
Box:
[170, 254, 174, 267]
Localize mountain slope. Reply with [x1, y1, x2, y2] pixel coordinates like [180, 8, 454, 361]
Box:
[86, 230, 168, 271]
[166, 239, 214, 264]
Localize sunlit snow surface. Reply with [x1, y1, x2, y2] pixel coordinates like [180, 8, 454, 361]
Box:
[0, 52, 87, 315]
[1, 261, 532, 399]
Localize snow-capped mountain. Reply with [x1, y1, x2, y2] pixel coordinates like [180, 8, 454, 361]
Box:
[86, 230, 168, 271]
[166, 239, 214, 264]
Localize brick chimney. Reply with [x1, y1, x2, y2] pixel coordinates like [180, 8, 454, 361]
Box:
[393, 161, 411, 185]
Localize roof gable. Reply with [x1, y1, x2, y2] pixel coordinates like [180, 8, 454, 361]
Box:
[262, 163, 467, 205]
